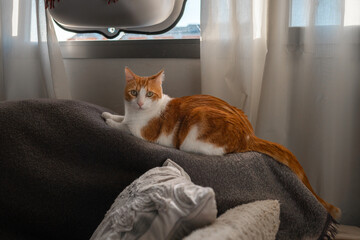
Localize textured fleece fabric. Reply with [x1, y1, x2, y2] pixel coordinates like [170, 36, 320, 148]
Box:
[0, 99, 335, 240]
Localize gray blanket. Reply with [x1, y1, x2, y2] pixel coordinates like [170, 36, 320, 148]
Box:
[0, 99, 336, 240]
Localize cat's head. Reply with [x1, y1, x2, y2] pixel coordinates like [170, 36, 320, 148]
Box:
[124, 67, 164, 111]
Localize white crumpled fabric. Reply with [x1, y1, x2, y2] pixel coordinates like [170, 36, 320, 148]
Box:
[90, 159, 217, 240]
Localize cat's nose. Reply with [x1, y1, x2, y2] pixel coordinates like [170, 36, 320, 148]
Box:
[137, 101, 144, 107]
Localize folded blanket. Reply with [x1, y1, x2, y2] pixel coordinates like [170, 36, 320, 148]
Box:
[0, 99, 336, 240]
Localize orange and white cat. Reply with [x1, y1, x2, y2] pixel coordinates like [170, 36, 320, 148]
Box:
[102, 67, 340, 219]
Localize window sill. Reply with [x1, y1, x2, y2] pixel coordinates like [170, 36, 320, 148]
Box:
[59, 39, 200, 59]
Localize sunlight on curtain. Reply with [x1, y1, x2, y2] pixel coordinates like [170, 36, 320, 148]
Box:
[252, 0, 264, 39]
[201, 0, 360, 225]
[344, 0, 360, 26]
[30, 0, 38, 42]
[11, 0, 19, 36]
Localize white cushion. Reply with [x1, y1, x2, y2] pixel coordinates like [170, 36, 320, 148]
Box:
[184, 200, 280, 240]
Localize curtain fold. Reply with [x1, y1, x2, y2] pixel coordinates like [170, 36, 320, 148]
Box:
[201, 0, 360, 225]
[0, 0, 4, 101]
[0, 0, 71, 101]
[200, 0, 268, 126]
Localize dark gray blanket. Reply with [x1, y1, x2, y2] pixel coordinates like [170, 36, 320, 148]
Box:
[0, 99, 336, 240]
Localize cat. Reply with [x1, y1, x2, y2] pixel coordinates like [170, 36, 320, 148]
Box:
[102, 67, 341, 220]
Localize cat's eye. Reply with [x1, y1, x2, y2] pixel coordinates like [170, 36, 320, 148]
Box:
[146, 91, 154, 97]
[130, 90, 138, 96]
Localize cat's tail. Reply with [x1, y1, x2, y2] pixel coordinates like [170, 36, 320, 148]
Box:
[247, 137, 341, 220]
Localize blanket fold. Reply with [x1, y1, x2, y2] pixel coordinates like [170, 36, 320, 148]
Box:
[0, 99, 336, 239]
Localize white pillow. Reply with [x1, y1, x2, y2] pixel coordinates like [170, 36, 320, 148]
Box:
[184, 200, 280, 240]
[90, 159, 217, 240]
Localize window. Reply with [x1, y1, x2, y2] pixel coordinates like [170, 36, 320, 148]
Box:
[290, 0, 360, 27]
[54, 0, 200, 41]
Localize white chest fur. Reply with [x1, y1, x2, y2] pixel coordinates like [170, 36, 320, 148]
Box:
[123, 95, 171, 139]
[156, 126, 177, 148]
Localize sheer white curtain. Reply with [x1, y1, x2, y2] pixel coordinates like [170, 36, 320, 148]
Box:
[201, 0, 268, 126]
[201, 0, 360, 225]
[0, 0, 70, 101]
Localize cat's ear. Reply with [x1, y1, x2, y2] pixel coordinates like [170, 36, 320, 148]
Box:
[125, 67, 136, 82]
[152, 69, 165, 84]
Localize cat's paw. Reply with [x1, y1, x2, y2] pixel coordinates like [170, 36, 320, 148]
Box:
[105, 118, 129, 133]
[102, 112, 124, 122]
[101, 112, 113, 120]
[105, 118, 118, 128]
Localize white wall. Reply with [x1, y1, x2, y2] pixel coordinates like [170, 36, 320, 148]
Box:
[64, 58, 201, 114]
